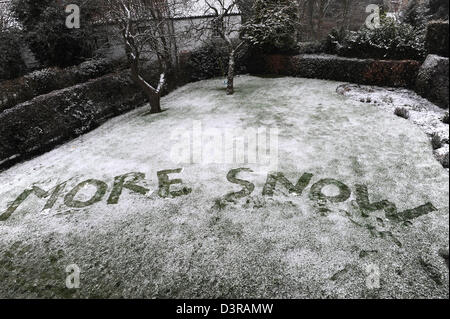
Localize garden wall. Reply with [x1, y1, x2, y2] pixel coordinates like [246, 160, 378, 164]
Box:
[247, 54, 421, 88]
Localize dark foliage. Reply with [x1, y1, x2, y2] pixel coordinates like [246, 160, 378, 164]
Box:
[323, 27, 347, 54]
[236, 0, 256, 23]
[0, 70, 145, 170]
[401, 0, 430, 28]
[326, 17, 427, 61]
[431, 133, 442, 150]
[241, 0, 298, 54]
[394, 107, 410, 119]
[425, 20, 449, 57]
[186, 40, 248, 82]
[443, 112, 449, 124]
[298, 41, 325, 54]
[428, 0, 449, 20]
[11, 0, 99, 67]
[0, 59, 121, 112]
[0, 29, 27, 81]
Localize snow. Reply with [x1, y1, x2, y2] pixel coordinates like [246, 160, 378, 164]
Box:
[0, 76, 448, 298]
[337, 83, 449, 169]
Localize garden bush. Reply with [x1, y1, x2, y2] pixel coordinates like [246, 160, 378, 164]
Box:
[298, 41, 325, 54]
[186, 40, 248, 82]
[323, 27, 348, 54]
[425, 20, 449, 57]
[326, 17, 427, 61]
[0, 29, 27, 81]
[241, 0, 298, 54]
[415, 54, 449, 109]
[394, 107, 410, 119]
[443, 112, 449, 124]
[401, 0, 430, 28]
[431, 133, 443, 150]
[429, 0, 449, 20]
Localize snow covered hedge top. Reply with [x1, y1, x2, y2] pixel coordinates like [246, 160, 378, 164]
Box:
[0, 59, 123, 113]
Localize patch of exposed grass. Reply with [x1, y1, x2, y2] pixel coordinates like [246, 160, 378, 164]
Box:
[431, 134, 443, 150]
[443, 112, 449, 124]
[394, 107, 410, 119]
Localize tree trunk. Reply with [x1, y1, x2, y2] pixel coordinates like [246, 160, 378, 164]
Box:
[227, 50, 235, 95]
[121, 10, 163, 114]
[148, 91, 162, 114]
[130, 63, 162, 114]
[137, 77, 161, 114]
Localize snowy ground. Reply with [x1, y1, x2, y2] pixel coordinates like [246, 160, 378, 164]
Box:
[337, 84, 449, 170]
[0, 76, 448, 298]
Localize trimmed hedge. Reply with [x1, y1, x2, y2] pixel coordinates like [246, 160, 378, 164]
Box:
[416, 54, 449, 109]
[0, 59, 122, 113]
[247, 54, 421, 88]
[0, 70, 145, 169]
[0, 60, 191, 170]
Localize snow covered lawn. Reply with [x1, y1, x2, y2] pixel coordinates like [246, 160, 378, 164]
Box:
[0, 76, 448, 298]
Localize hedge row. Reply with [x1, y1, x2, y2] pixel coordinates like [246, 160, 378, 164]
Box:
[0, 70, 145, 170]
[416, 54, 449, 109]
[247, 54, 421, 88]
[0, 59, 123, 113]
[425, 20, 449, 57]
[0, 57, 196, 171]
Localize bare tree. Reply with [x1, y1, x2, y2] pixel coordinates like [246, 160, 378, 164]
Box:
[294, 0, 338, 40]
[316, 0, 333, 36]
[306, 0, 315, 39]
[191, 0, 245, 95]
[104, 0, 186, 113]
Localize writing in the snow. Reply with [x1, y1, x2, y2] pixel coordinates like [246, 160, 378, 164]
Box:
[0, 168, 436, 225]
